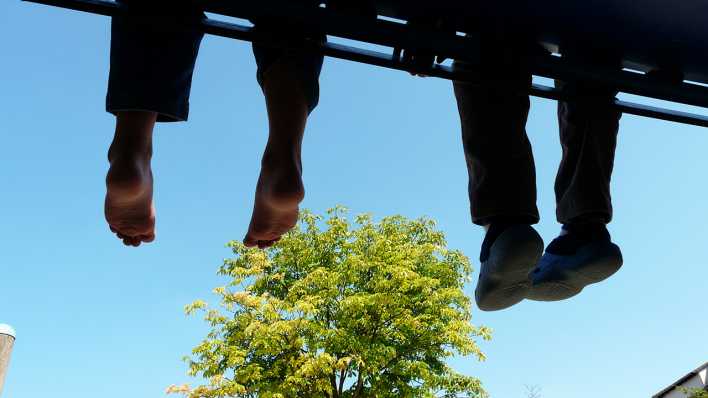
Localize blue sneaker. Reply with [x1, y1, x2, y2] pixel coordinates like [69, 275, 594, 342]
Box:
[476, 224, 543, 311]
[528, 225, 622, 302]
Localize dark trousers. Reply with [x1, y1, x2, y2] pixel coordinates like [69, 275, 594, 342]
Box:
[106, 0, 324, 122]
[453, 48, 621, 226]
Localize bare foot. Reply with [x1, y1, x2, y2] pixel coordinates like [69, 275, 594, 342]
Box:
[243, 59, 310, 249]
[244, 153, 304, 249]
[105, 112, 157, 247]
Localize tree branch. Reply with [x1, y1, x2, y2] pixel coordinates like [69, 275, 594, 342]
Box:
[338, 366, 347, 396]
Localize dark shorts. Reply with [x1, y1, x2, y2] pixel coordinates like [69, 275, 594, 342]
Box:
[106, 0, 324, 122]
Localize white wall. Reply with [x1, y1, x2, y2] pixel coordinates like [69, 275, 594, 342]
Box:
[0, 332, 15, 397]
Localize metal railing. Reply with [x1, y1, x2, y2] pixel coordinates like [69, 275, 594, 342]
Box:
[22, 0, 708, 127]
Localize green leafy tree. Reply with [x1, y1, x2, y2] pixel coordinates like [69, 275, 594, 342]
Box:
[169, 207, 491, 398]
[680, 387, 708, 398]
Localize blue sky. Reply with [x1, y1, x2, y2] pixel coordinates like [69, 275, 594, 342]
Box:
[1, 2, 706, 398]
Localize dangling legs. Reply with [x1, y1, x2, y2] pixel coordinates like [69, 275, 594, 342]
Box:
[243, 60, 310, 249]
[104, 1, 204, 246]
[453, 47, 543, 311]
[529, 50, 623, 301]
[244, 17, 324, 249]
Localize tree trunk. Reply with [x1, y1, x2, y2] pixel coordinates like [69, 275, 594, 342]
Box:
[330, 374, 339, 398]
[338, 367, 347, 396]
[354, 372, 364, 398]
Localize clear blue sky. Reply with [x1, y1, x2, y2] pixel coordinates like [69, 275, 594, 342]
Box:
[1, 3, 706, 397]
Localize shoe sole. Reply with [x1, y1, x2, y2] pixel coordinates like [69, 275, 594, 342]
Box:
[475, 225, 543, 311]
[528, 241, 623, 302]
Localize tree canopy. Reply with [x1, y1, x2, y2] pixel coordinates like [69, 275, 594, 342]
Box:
[169, 207, 491, 398]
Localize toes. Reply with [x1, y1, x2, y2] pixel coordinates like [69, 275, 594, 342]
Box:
[117, 232, 148, 247]
[245, 235, 279, 250]
[141, 234, 155, 243]
[112, 227, 126, 239]
[264, 237, 280, 248]
[244, 221, 289, 249]
[257, 238, 279, 249]
[112, 224, 155, 246]
[244, 235, 258, 248]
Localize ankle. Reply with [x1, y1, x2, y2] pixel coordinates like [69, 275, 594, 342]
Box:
[110, 112, 156, 161]
[108, 141, 152, 164]
[480, 218, 532, 262]
[547, 222, 611, 256]
[261, 144, 302, 170]
[483, 216, 534, 233]
[562, 221, 609, 240]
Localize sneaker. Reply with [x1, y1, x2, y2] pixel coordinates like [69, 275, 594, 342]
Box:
[528, 224, 622, 302]
[475, 224, 543, 311]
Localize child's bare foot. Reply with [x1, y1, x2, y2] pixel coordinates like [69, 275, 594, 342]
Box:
[105, 112, 157, 247]
[244, 152, 304, 249]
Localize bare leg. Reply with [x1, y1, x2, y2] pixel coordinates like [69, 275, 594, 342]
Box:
[105, 111, 157, 247]
[244, 60, 308, 249]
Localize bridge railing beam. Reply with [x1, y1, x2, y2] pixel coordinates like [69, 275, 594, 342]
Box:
[22, 0, 708, 128]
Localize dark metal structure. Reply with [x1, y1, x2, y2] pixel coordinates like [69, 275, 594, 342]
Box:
[23, 0, 708, 127]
